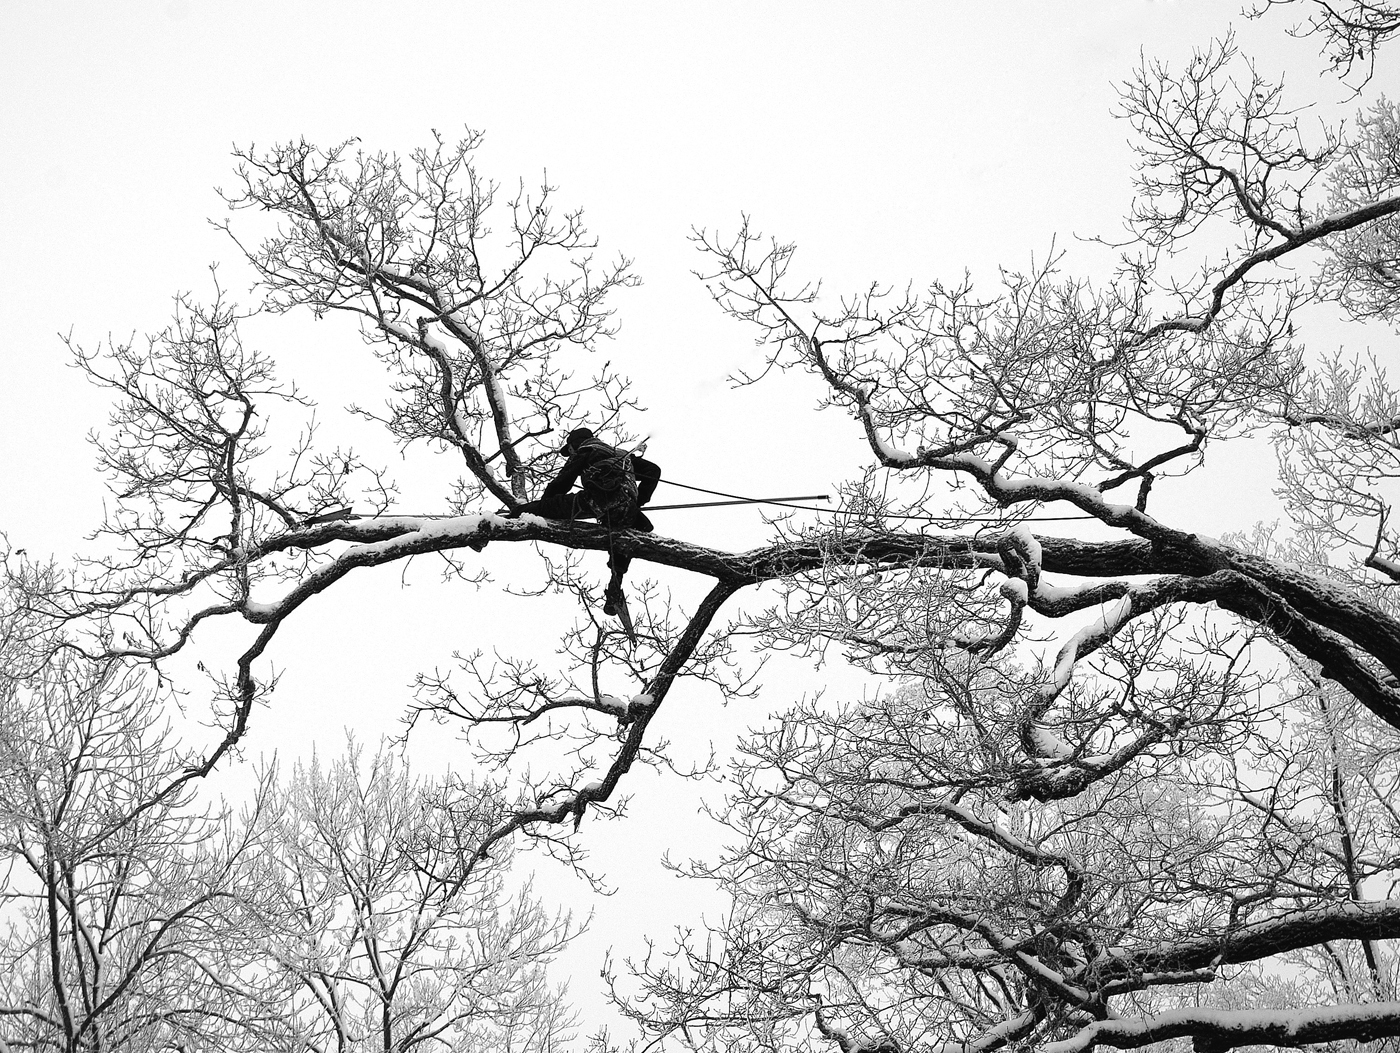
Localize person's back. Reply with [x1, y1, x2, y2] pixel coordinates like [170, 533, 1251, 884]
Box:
[540, 431, 659, 531]
[576, 439, 639, 510]
[507, 427, 662, 621]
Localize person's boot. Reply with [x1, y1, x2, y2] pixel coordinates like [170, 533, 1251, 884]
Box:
[603, 585, 624, 617]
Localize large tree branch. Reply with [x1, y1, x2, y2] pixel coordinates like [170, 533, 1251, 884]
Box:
[467, 578, 742, 861]
[1101, 898, 1400, 980]
[62, 510, 1400, 891]
[1026, 902, 1400, 1051]
[81, 513, 1400, 731]
[1043, 1001, 1400, 1053]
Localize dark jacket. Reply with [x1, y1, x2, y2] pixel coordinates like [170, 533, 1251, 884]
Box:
[543, 441, 661, 506]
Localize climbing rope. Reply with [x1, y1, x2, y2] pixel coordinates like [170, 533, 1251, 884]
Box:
[652, 479, 1099, 524]
[308, 479, 1101, 525]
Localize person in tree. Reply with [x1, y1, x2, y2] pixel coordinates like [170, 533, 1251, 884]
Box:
[509, 428, 661, 616]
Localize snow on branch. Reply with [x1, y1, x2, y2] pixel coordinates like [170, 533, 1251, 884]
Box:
[1042, 1001, 1400, 1053]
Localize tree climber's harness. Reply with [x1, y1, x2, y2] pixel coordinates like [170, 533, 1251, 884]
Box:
[578, 440, 640, 522]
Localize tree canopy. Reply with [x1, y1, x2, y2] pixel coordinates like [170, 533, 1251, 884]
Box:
[14, 2, 1400, 1051]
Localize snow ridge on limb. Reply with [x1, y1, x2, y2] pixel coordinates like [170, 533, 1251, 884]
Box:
[812, 995, 900, 1053]
[1107, 898, 1400, 979]
[981, 522, 1400, 794]
[1041, 1001, 1400, 1053]
[1006, 564, 1400, 798]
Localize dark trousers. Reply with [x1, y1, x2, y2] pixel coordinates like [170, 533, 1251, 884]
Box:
[515, 492, 653, 591]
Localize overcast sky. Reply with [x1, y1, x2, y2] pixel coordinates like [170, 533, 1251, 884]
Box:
[4, 0, 1392, 1034]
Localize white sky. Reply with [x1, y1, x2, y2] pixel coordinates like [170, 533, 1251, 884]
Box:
[3, 0, 1393, 1037]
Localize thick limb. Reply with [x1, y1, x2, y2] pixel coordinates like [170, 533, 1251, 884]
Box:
[515, 493, 592, 521]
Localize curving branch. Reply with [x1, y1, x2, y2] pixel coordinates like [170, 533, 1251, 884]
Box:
[1043, 1001, 1400, 1053]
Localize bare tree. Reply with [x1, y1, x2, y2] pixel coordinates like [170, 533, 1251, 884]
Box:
[0, 585, 268, 1052]
[23, 14, 1400, 1052]
[610, 657, 1400, 1051]
[601, 32, 1400, 1053]
[0, 573, 584, 1052]
[1251, 0, 1400, 82]
[242, 742, 580, 1053]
